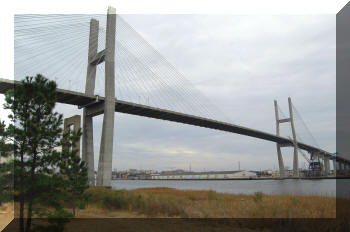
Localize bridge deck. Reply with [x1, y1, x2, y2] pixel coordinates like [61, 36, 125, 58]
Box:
[0, 78, 341, 162]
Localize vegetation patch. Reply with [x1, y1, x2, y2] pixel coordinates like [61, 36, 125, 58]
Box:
[82, 187, 336, 218]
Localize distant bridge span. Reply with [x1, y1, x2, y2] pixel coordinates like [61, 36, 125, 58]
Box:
[0, 78, 340, 162]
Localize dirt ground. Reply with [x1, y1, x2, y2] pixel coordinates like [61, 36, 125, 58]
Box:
[0, 203, 14, 231]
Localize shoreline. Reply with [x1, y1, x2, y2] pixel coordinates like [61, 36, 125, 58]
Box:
[113, 176, 341, 181]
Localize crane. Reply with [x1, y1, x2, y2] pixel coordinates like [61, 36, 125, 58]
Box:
[287, 136, 322, 176]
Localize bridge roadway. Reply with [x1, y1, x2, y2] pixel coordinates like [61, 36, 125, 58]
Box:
[0, 78, 344, 163]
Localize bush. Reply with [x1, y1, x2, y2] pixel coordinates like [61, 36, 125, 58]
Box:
[84, 187, 134, 210]
[131, 194, 145, 209]
[253, 191, 263, 203]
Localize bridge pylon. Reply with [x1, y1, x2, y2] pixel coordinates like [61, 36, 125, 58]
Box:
[274, 100, 286, 178]
[82, 6, 116, 187]
[274, 97, 299, 177]
[324, 157, 330, 175]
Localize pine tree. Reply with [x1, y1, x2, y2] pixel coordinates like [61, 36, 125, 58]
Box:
[59, 128, 88, 216]
[3, 74, 88, 232]
[0, 120, 13, 206]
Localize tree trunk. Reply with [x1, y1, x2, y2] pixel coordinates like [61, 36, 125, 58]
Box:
[25, 200, 33, 232]
[19, 194, 24, 232]
[19, 150, 25, 232]
[25, 149, 37, 232]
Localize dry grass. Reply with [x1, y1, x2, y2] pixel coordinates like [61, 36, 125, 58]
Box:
[77, 204, 146, 218]
[1, 190, 343, 232]
[130, 187, 335, 218]
[6, 187, 336, 219]
[84, 187, 336, 218]
[2, 188, 340, 232]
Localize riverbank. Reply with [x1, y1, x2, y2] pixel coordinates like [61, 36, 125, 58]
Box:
[114, 176, 338, 180]
[1, 188, 340, 232]
[80, 187, 335, 218]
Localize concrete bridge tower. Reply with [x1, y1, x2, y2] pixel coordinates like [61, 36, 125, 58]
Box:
[274, 100, 285, 178]
[82, 6, 116, 187]
[274, 97, 299, 177]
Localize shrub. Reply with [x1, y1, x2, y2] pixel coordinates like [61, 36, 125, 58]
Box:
[84, 187, 132, 210]
[253, 192, 263, 203]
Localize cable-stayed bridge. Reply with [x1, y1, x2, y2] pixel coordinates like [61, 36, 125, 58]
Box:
[2, 7, 349, 186]
[0, 77, 336, 154]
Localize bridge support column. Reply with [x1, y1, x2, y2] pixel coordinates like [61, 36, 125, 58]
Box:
[274, 100, 285, 178]
[288, 97, 299, 177]
[97, 6, 116, 187]
[83, 18, 99, 186]
[333, 159, 336, 173]
[64, 115, 81, 157]
[336, 161, 341, 175]
[324, 157, 330, 176]
[336, 161, 340, 171]
[338, 162, 345, 175]
[319, 154, 326, 176]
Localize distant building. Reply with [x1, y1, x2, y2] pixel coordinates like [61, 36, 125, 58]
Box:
[161, 169, 186, 175]
[112, 169, 157, 180]
[151, 170, 257, 180]
[128, 169, 138, 174]
[256, 170, 273, 177]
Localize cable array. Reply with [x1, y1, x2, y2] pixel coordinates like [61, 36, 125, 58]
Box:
[292, 103, 320, 148]
[14, 14, 231, 122]
[276, 102, 320, 149]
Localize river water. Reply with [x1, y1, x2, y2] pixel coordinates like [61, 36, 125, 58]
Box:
[111, 179, 336, 197]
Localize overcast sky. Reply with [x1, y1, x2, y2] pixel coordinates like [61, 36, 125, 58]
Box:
[115, 15, 336, 172]
[9, 14, 336, 172]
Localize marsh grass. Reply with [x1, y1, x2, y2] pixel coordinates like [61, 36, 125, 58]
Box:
[83, 187, 336, 218]
[84, 187, 185, 217]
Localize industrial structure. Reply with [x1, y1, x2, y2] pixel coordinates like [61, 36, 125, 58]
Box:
[151, 171, 257, 180]
[1, 6, 349, 187]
